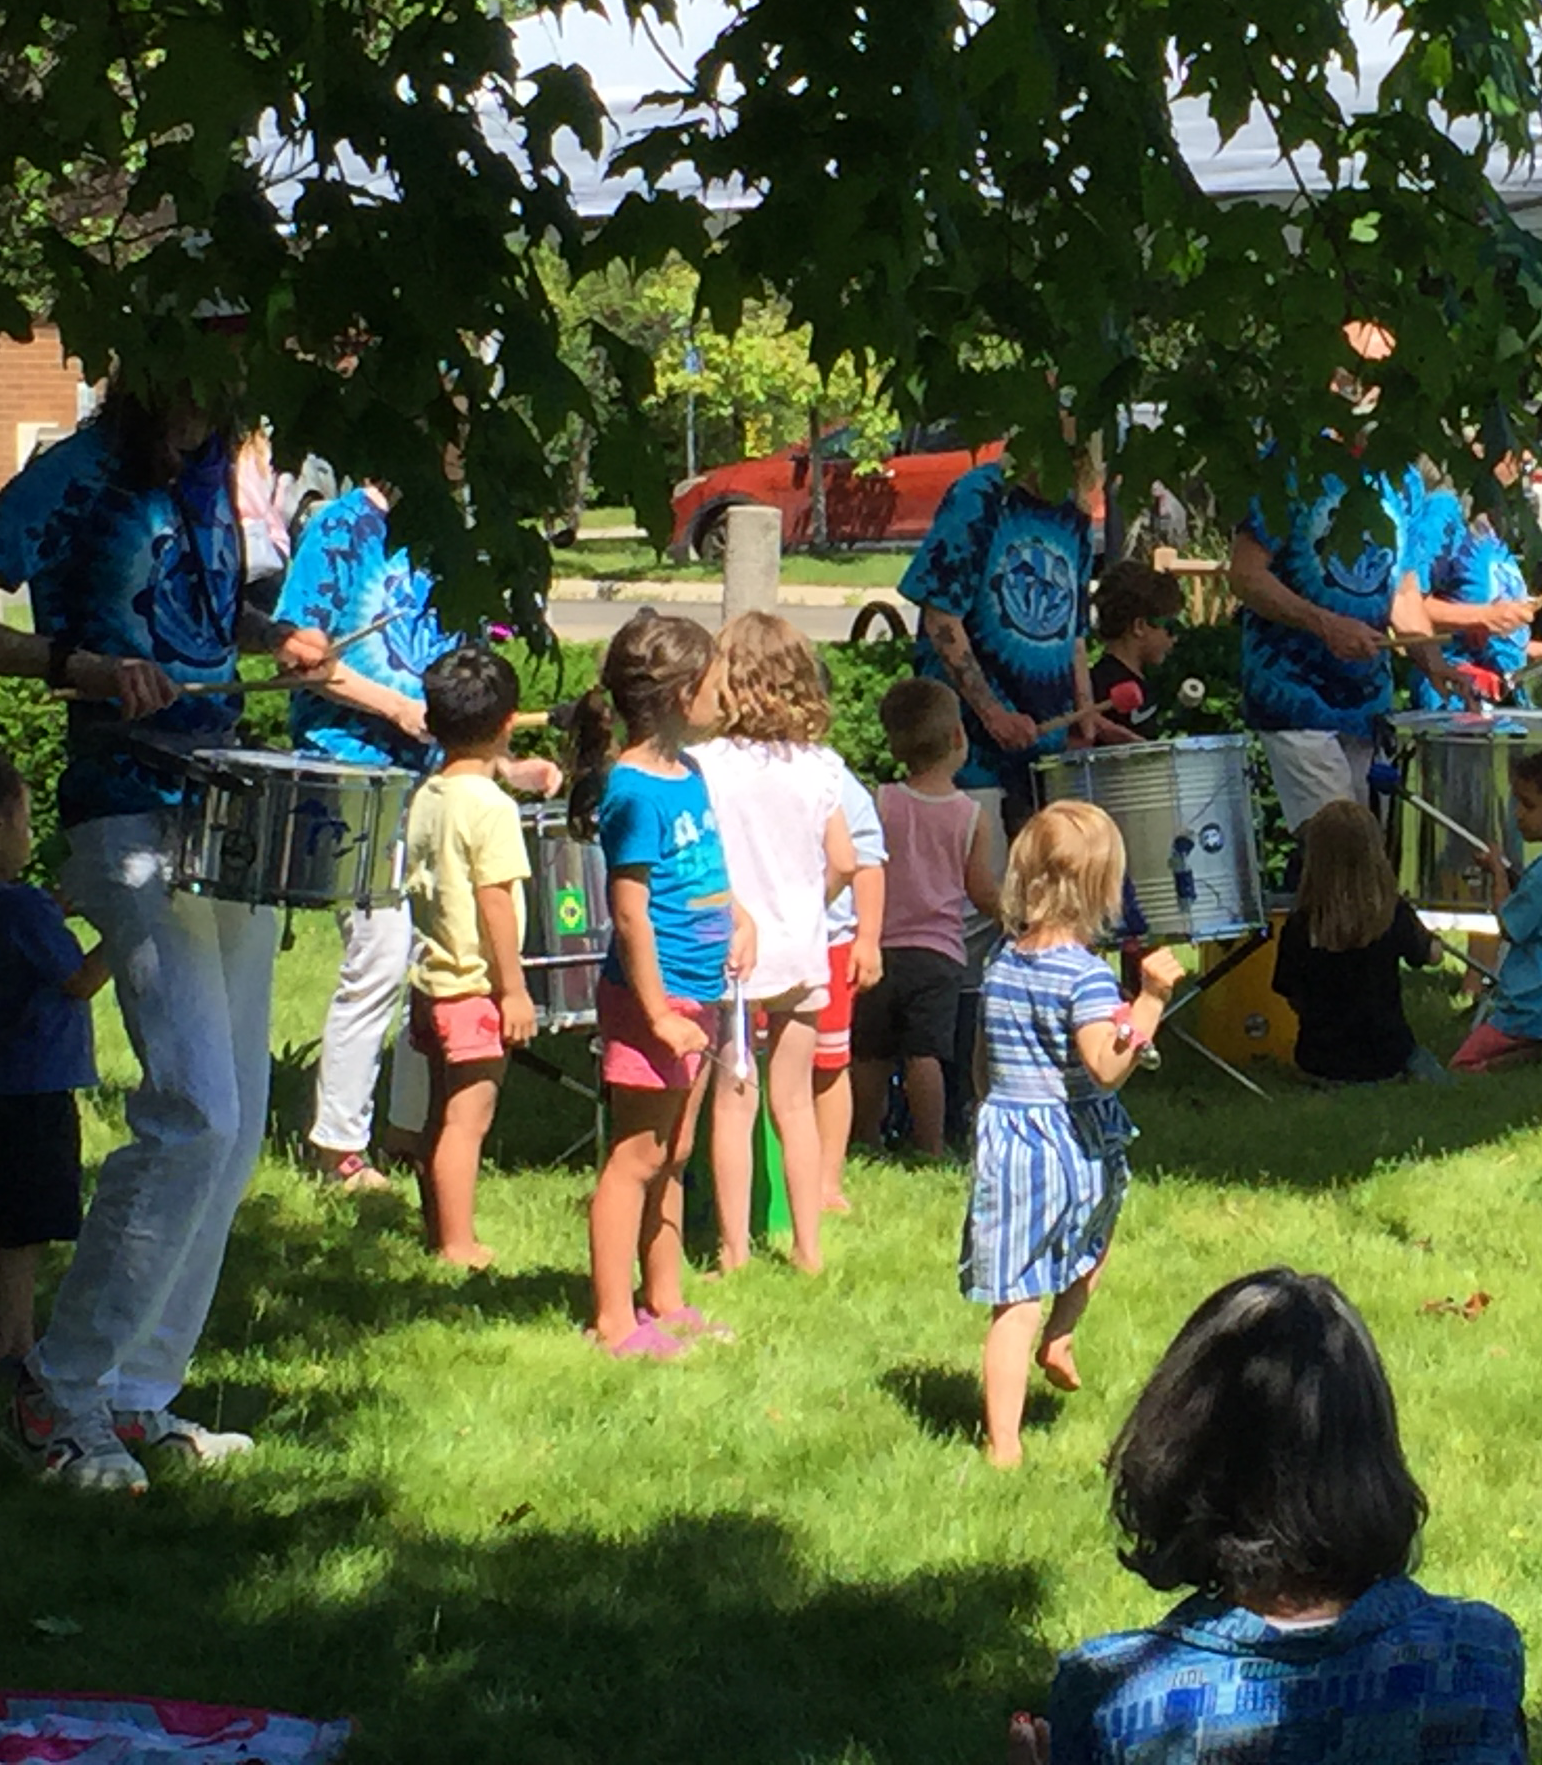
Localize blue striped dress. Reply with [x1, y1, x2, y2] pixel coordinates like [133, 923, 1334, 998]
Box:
[959, 943, 1135, 1305]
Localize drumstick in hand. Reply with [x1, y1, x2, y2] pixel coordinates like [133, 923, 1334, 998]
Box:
[52, 611, 407, 702]
[1035, 679, 1144, 737]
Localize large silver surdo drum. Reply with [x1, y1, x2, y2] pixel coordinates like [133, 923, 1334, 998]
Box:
[520, 804, 611, 1032]
[1036, 736, 1264, 943]
[1385, 710, 1542, 930]
[173, 749, 414, 910]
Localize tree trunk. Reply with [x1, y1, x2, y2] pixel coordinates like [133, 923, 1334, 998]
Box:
[808, 401, 827, 550]
[564, 421, 593, 532]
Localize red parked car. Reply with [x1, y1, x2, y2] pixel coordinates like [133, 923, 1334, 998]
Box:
[669, 421, 1006, 561]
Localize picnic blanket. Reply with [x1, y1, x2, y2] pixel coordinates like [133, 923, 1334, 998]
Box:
[0, 1693, 351, 1763]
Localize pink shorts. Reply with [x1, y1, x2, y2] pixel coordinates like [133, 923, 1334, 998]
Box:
[410, 991, 506, 1066]
[1450, 1021, 1542, 1073]
[598, 978, 721, 1092]
[814, 940, 857, 1073]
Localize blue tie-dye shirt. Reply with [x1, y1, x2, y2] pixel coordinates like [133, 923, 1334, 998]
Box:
[1048, 1575, 1525, 1763]
[1412, 514, 1533, 711]
[900, 464, 1092, 789]
[1240, 465, 1419, 739]
[0, 422, 244, 826]
[274, 489, 458, 771]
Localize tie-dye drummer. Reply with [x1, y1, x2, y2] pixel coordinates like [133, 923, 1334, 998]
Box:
[899, 461, 1125, 975]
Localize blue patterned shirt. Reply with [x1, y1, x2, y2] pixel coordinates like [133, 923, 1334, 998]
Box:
[1412, 516, 1533, 711]
[1490, 854, 1542, 1041]
[274, 489, 459, 771]
[597, 760, 734, 1003]
[1048, 1576, 1526, 1763]
[983, 943, 1122, 1107]
[901, 465, 1092, 788]
[1241, 465, 1417, 738]
[0, 423, 244, 825]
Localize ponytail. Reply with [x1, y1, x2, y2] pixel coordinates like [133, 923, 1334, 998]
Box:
[565, 611, 715, 838]
[565, 686, 615, 840]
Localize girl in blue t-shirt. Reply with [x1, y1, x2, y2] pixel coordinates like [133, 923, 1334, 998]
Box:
[574, 613, 754, 1361]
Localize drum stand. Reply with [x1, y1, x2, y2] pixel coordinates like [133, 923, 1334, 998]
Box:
[507, 1042, 604, 1167]
[1158, 927, 1276, 1101]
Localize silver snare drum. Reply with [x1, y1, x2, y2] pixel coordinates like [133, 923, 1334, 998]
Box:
[1036, 736, 1264, 943]
[173, 749, 415, 910]
[522, 805, 611, 1032]
[1385, 710, 1542, 925]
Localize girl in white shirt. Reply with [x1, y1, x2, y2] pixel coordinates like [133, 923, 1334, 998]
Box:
[694, 614, 856, 1274]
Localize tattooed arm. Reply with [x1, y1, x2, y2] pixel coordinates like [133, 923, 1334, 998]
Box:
[920, 605, 1038, 751]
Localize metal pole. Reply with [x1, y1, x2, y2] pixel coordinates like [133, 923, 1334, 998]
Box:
[1165, 1023, 1273, 1101]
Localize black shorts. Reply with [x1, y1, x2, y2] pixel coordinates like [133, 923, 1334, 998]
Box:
[852, 947, 965, 1065]
[0, 1092, 83, 1249]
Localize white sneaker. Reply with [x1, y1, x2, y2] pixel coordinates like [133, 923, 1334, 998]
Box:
[4, 1376, 149, 1494]
[113, 1408, 254, 1464]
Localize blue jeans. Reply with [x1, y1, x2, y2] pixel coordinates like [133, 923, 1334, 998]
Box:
[29, 814, 276, 1419]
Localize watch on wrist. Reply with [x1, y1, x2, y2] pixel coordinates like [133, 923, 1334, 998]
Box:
[45, 637, 80, 690]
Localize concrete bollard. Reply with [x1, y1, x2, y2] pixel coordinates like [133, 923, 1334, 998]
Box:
[721, 504, 782, 627]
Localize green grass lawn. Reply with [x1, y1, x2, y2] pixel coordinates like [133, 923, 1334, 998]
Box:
[556, 533, 911, 592]
[4, 918, 1542, 1761]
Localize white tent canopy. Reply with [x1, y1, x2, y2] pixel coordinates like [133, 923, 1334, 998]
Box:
[510, 0, 1542, 229]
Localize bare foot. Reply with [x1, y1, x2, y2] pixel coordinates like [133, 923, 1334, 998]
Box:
[985, 1441, 1023, 1469]
[792, 1249, 824, 1276]
[437, 1242, 496, 1270]
[1036, 1337, 1081, 1392]
[718, 1247, 751, 1276]
[822, 1193, 852, 1214]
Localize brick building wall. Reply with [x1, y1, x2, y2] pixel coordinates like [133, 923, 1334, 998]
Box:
[0, 325, 86, 488]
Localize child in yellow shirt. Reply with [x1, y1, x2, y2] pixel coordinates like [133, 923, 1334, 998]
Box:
[405, 648, 535, 1266]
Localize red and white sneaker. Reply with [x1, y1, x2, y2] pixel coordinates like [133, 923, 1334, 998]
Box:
[3, 1374, 148, 1494]
[113, 1409, 254, 1464]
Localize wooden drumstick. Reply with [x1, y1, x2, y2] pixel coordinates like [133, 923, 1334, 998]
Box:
[52, 610, 406, 702]
[1379, 605, 1542, 651]
[1376, 633, 1445, 652]
[1035, 678, 1144, 737]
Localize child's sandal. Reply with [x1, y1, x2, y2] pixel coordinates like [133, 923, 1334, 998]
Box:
[324, 1152, 393, 1194]
[587, 1320, 691, 1361]
[636, 1304, 736, 1343]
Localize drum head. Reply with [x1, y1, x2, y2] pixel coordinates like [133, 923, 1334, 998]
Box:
[192, 749, 414, 783]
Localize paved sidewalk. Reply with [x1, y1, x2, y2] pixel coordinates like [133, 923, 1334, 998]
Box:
[543, 588, 914, 644]
[549, 576, 908, 609]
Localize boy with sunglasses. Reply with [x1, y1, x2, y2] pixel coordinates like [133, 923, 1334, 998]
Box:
[1090, 561, 1184, 737]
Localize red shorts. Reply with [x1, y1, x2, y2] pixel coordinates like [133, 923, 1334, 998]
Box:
[814, 939, 857, 1072]
[598, 978, 720, 1092]
[410, 991, 506, 1066]
[1450, 1021, 1542, 1073]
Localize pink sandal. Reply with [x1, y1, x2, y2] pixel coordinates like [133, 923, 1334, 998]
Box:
[324, 1153, 393, 1194]
[595, 1319, 690, 1361]
[637, 1305, 736, 1343]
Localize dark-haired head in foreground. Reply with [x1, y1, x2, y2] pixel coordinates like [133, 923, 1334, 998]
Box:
[1108, 1267, 1426, 1610]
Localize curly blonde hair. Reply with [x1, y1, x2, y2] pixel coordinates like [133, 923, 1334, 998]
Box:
[1002, 801, 1126, 944]
[715, 611, 831, 744]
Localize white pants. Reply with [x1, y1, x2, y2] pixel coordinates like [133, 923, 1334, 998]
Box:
[30, 814, 277, 1419]
[1258, 731, 1374, 834]
[310, 903, 415, 1154]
